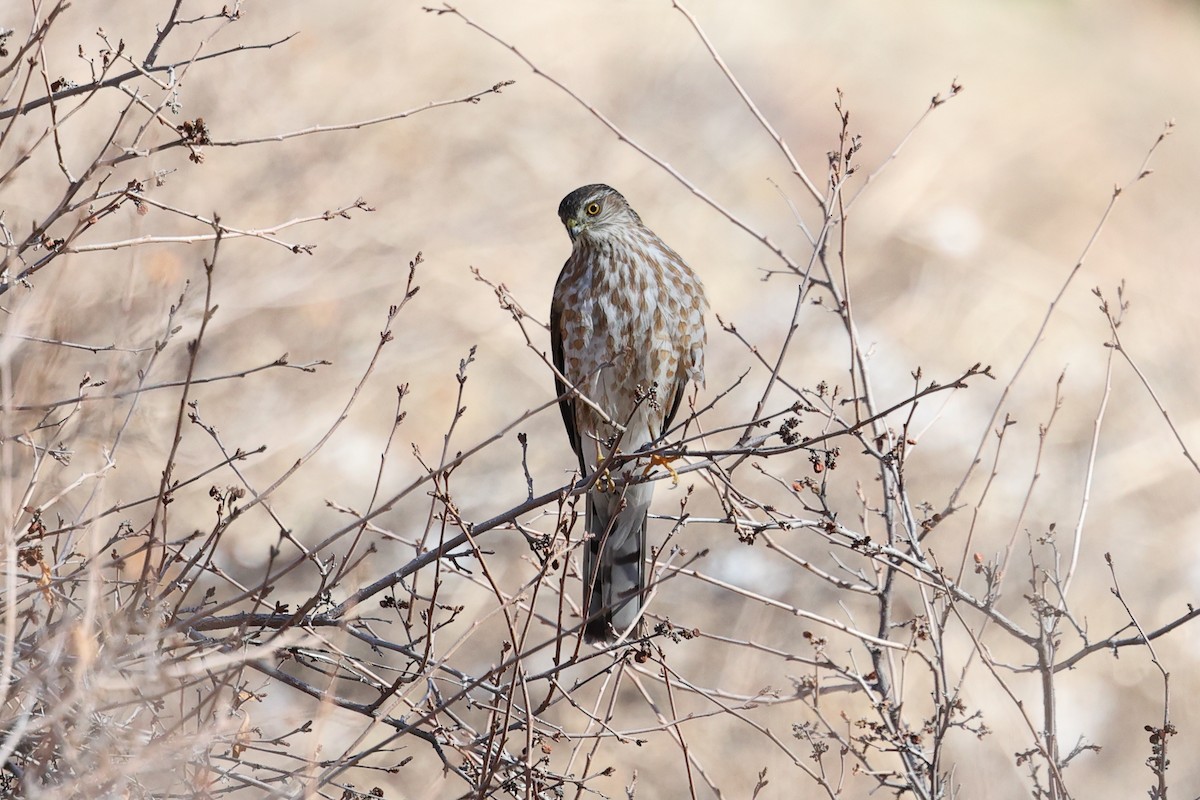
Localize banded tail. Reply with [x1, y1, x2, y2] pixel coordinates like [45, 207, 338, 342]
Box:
[582, 484, 651, 643]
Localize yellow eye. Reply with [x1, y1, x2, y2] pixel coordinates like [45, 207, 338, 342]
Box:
[585, 202, 601, 216]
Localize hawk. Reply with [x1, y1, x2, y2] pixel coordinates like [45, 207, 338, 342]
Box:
[550, 184, 707, 643]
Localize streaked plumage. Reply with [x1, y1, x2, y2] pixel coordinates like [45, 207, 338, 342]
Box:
[550, 184, 707, 643]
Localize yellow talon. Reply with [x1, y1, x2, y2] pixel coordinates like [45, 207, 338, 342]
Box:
[595, 454, 616, 493]
[643, 453, 681, 487]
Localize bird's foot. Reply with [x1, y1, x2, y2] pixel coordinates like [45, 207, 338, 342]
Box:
[642, 453, 680, 487]
[595, 455, 617, 493]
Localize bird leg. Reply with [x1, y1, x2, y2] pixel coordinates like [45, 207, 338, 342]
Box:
[593, 455, 617, 493]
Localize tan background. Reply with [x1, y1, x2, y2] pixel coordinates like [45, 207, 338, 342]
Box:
[7, 0, 1200, 797]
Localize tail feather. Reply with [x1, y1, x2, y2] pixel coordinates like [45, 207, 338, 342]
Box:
[583, 486, 650, 643]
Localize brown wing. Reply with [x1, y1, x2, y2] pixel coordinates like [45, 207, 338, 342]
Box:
[550, 274, 587, 475]
[661, 268, 705, 438]
[662, 372, 688, 437]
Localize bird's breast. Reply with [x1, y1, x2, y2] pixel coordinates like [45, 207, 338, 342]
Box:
[554, 239, 704, 449]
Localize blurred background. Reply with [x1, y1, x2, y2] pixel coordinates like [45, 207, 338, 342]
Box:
[5, 0, 1200, 797]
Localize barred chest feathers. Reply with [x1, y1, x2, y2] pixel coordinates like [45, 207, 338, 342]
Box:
[554, 230, 706, 450]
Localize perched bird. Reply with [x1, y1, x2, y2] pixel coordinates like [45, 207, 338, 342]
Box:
[550, 184, 707, 643]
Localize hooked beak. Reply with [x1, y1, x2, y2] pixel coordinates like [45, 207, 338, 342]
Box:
[565, 217, 585, 240]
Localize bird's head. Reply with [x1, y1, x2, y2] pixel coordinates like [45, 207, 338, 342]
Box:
[557, 184, 643, 242]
